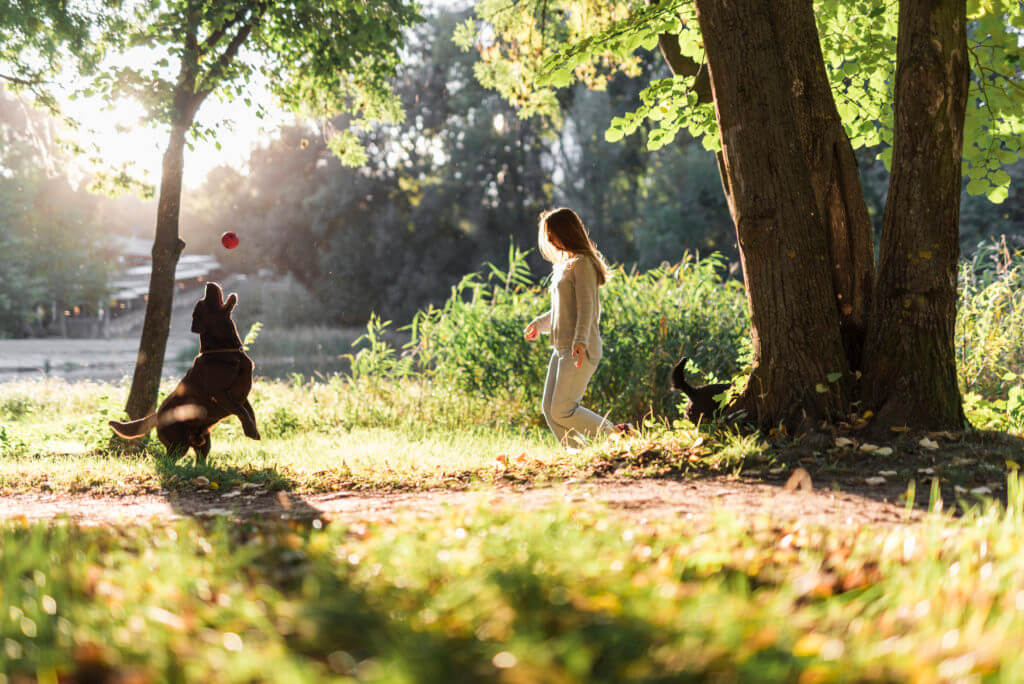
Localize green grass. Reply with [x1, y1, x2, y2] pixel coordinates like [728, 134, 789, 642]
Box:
[1, 376, 677, 495]
[5, 492, 1024, 682]
[8, 246, 1024, 680]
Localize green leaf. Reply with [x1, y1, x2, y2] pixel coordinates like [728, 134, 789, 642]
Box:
[545, 68, 574, 88]
[966, 178, 989, 196]
[826, 372, 842, 383]
[986, 184, 1009, 204]
[815, 383, 829, 394]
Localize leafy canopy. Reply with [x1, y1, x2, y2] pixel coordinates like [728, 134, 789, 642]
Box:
[457, 0, 1024, 203]
[70, 0, 421, 168]
[0, 0, 119, 110]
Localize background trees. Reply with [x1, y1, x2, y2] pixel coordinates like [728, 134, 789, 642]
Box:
[461, 0, 1023, 432]
[65, 0, 422, 419]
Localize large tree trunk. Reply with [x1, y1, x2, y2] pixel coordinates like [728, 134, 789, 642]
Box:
[771, 4, 876, 370]
[694, 0, 851, 430]
[124, 124, 188, 419]
[861, 0, 968, 430]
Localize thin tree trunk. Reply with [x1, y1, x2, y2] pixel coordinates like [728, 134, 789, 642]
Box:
[862, 0, 968, 430]
[694, 0, 850, 430]
[124, 124, 188, 419]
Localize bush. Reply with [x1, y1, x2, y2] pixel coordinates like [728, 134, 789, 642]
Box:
[957, 241, 1024, 400]
[350, 246, 750, 424]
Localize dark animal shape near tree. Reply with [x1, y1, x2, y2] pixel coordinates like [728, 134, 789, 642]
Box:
[110, 283, 260, 463]
[671, 357, 731, 425]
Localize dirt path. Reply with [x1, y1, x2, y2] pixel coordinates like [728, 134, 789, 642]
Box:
[0, 477, 919, 528]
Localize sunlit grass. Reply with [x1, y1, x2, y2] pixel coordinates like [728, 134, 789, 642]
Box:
[5, 489, 1024, 681]
[0, 378, 615, 494]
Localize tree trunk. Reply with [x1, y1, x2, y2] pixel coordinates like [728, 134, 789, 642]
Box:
[124, 124, 188, 419]
[861, 0, 968, 430]
[770, 3, 875, 370]
[694, 0, 851, 430]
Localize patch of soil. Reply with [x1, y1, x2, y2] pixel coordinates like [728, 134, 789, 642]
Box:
[0, 476, 918, 528]
[751, 429, 1023, 512]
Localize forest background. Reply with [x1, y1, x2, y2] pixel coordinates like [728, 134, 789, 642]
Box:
[2, 4, 1021, 341]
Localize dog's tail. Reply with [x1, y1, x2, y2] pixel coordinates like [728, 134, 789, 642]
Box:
[109, 413, 158, 439]
[670, 357, 697, 396]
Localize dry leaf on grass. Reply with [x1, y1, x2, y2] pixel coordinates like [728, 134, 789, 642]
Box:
[783, 467, 813, 493]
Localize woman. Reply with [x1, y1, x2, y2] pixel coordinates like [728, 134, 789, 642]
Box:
[524, 207, 626, 446]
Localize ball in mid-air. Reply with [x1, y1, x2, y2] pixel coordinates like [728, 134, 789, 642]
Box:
[221, 231, 239, 249]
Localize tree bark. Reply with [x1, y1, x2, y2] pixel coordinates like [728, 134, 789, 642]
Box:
[770, 3, 875, 371]
[124, 124, 188, 419]
[694, 0, 851, 430]
[861, 0, 968, 430]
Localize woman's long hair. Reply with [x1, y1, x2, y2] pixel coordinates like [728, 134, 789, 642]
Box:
[537, 207, 611, 286]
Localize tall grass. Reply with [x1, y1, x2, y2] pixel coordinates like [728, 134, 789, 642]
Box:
[352, 246, 750, 423]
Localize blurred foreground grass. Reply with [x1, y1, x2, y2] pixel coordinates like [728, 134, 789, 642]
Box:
[5, 493, 1024, 682]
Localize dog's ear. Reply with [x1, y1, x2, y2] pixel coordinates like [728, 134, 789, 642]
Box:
[203, 282, 224, 306]
[223, 293, 238, 312]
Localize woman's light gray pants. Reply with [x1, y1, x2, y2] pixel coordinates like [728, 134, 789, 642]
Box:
[541, 349, 612, 446]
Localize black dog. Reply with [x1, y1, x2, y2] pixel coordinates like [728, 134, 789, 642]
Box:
[671, 356, 731, 425]
[109, 282, 260, 462]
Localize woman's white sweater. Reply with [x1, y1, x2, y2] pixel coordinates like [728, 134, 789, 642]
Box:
[530, 255, 603, 360]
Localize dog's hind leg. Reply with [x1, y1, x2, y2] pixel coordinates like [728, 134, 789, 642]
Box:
[192, 433, 211, 465]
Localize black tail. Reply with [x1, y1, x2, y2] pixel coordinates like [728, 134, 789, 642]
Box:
[670, 357, 696, 396]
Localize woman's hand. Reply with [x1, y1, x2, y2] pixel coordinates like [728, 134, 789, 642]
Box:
[524, 323, 539, 341]
[572, 343, 586, 368]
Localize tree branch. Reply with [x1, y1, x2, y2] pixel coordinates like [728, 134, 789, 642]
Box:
[0, 72, 43, 87]
[201, 9, 245, 54]
[194, 5, 266, 104]
[657, 33, 712, 103]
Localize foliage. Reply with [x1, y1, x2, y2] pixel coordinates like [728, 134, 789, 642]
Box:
[78, 0, 420, 169]
[460, 0, 1024, 202]
[350, 247, 750, 423]
[0, 0, 110, 108]
[0, 92, 113, 337]
[956, 242, 1024, 429]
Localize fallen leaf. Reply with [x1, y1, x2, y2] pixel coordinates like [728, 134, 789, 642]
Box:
[879, 470, 897, 477]
[221, 491, 241, 499]
[784, 467, 813, 493]
[835, 437, 856, 448]
[194, 476, 210, 487]
[865, 476, 886, 486]
[919, 437, 939, 450]
[890, 425, 910, 433]
[859, 443, 879, 453]
[875, 447, 894, 456]
[691, 436, 705, 449]
[970, 486, 992, 496]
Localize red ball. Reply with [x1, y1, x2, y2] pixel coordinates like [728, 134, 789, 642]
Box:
[221, 231, 239, 249]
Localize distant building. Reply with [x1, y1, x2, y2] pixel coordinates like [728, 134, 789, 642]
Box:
[58, 236, 225, 338]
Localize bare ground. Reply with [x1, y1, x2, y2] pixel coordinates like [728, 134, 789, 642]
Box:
[0, 476, 919, 528]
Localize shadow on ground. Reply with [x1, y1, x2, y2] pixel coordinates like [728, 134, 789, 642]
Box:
[593, 427, 1024, 515]
[147, 445, 327, 522]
